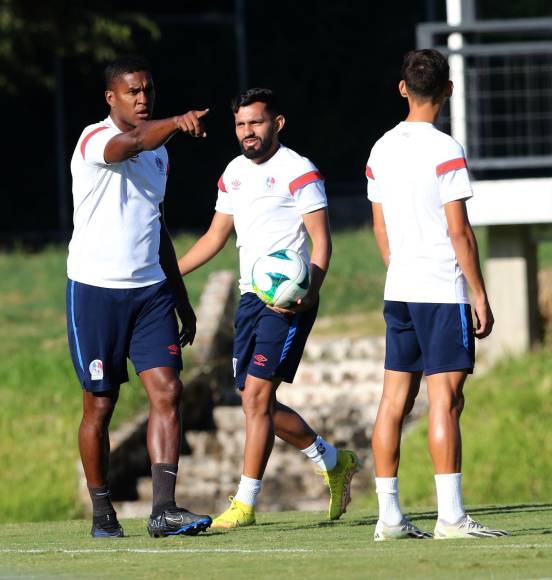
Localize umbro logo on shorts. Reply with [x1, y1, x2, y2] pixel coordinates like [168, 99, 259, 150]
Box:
[254, 354, 268, 367]
[168, 344, 181, 355]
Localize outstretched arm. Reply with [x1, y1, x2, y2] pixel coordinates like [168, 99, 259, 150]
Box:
[445, 199, 493, 339]
[159, 206, 196, 345]
[178, 212, 235, 276]
[371, 202, 390, 267]
[104, 109, 210, 163]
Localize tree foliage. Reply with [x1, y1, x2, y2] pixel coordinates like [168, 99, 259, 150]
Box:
[0, 0, 159, 92]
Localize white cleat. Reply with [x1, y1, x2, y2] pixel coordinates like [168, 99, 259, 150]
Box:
[374, 517, 433, 541]
[434, 514, 511, 539]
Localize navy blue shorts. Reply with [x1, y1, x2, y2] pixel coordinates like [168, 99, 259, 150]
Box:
[384, 301, 475, 376]
[66, 279, 183, 392]
[233, 292, 318, 389]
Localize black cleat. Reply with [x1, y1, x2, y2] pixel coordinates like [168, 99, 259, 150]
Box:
[91, 512, 124, 538]
[147, 507, 212, 538]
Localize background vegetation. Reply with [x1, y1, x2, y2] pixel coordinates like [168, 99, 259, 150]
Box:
[1, 229, 552, 522]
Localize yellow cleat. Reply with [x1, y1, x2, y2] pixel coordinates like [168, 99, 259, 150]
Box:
[211, 497, 256, 529]
[319, 449, 361, 520]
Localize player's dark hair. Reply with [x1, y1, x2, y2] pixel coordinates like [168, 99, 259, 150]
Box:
[231, 88, 282, 116]
[104, 55, 151, 89]
[401, 49, 449, 102]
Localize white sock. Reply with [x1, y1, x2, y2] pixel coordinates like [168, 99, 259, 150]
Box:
[434, 472, 465, 524]
[301, 435, 338, 471]
[234, 475, 262, 507]
[375, 477, 403, 525]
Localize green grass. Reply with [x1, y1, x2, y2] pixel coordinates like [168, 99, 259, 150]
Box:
[0, 506, 551, 579]
[0, 235, 239, 523]
[0, 228, 385, 523]
[1, 226, 550, 523]
[398, 347, 552, 506]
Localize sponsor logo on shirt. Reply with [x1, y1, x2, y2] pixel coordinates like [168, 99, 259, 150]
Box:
[231, 179, 241, 190]
[89, 359, 104, 381]
[253, 354, 268, 367]
[155, 156, 165, 174]
[265, 176, 276, 191]
[168, 344, 181, 356]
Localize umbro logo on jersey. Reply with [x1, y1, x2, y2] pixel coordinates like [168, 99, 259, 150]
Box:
[231, 179, 241, 190]
[168, 344, 181, 355]
[265, 176, 276, 191]
[254, 354, 268, 367]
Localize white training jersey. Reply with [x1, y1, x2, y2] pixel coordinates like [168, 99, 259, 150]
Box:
[68, 116, 169, 288]
[366, 121, 473, 304]
[215, 145, 328, 294]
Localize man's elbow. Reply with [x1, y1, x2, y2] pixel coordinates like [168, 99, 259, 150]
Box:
[449, 226, 475, 247]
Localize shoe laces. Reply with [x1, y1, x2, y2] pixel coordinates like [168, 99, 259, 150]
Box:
[225, 496, 247, 515]
[459, 515, 482, 530]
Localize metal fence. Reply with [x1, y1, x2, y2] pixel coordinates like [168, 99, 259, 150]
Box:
[418, 18, 552, 171]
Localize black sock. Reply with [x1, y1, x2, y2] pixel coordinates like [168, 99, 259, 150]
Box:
[88, 485, 115, 518]
[151, 463, 178, 517]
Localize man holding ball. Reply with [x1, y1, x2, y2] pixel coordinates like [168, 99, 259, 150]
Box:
[178, 88, 360, 528]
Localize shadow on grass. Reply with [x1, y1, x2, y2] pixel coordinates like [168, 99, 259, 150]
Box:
[466, 503, 552, 516]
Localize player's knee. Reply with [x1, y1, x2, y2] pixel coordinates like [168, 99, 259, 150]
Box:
[380, 395, 410, 420]
[84, 394, 117, 425]
[455, 392, 465, 416]
[241, 388, 270, 418]
[433, 389, 463, 416]
[153, 377, 183, 409]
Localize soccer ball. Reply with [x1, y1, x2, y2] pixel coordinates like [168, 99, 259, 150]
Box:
[252, 249, 310, 307]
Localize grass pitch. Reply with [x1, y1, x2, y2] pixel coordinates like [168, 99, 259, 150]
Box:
[0, 505, 551, 579]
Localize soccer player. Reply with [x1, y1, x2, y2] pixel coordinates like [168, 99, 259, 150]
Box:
[366, 49, 510, 540]
[178, 88, 360, 528]
[67, 56, 212, 538]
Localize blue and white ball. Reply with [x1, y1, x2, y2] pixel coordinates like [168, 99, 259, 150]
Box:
[252, 249, 310, 307]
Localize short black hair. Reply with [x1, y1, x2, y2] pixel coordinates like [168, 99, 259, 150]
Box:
[401, 49, 450, 102]
[104, 55, 151, 89]
[231, 88, 282, 116]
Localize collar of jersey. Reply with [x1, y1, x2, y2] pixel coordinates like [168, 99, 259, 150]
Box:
[398, 121, 434, 129]
[105, 115, 123, 134]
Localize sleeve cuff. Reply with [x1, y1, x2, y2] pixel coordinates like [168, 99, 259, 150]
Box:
[441, 189, 473, 204]
[298, 201, 327, 215]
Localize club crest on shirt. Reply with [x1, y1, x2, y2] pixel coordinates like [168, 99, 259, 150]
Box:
[155, 156, 165, 174]
[89, 359, 104, 381]
[231, 179, 241, 190]
[265, 176, 276, 191]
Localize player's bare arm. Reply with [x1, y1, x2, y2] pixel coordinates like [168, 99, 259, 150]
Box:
[158, 205, 197, 345]
[371, 202, 390, 267]
[104, 110, 209, 163]
[270, 207, 332, 315]
[444, 199, 493, 339]
[178, 212, 235, 276]
[102, 68, 209, 163]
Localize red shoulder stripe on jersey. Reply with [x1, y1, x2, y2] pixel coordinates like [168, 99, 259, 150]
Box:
[217, 175, 227, 192]
[365, 165, 375, 180]
[80, 126, 109, 159]
[436, 157, 467, 176]
[289, 170, 323, 195]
